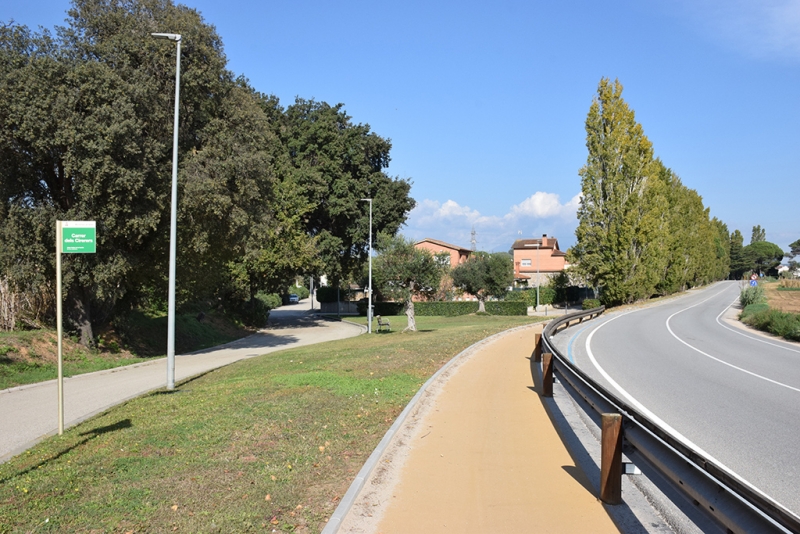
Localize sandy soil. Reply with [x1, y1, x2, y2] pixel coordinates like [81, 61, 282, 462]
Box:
[765, 282, 800, 313]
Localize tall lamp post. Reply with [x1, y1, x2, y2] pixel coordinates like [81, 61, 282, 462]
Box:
[152, 32, 182, 390]
[361, 198, 373, 333]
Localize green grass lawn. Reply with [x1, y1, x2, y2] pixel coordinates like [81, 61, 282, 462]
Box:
[0, 314, 544, 533]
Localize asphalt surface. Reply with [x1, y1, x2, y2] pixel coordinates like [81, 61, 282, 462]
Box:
[0, 301, 364, 463]
[549, 281, 800, 520]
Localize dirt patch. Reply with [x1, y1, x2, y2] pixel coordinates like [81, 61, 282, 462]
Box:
[764, 282, 800, 314]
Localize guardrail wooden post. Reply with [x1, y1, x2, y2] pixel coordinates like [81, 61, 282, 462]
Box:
[601, 413, 623, 505]
[533, 333, 542, 363]
[542, 352, 553, 397]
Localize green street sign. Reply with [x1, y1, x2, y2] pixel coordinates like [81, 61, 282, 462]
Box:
[61, 221, 96, 253]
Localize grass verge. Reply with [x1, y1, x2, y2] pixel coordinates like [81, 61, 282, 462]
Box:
[0, 311, 251, 390]
[0, 314, 544, 533]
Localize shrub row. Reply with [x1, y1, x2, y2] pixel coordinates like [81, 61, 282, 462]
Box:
[485, 301, 528, 316]
[582, 299, 601, 310]
[740, 303, 800, 341]
[355, 300, 529, 316]
[739, 285, 765, 307]
[415, 301, 479, 316]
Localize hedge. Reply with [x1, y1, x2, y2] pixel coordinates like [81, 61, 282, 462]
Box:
[356, 300, 529, 317]
[357, 301, 405, 316]
[415, 301, 479, 316]
[485, 301, 528, 316]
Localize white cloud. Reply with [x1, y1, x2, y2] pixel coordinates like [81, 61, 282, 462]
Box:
[507, 192, 581, 220]
[403, 191, 581, 252]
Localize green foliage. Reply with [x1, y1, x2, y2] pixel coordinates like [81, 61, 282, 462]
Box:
[741, 304, 800, 341]
[315, 286, 341, 303]
[484, 301, 527, 316]
[572, 79, 667, 306]
[729, 229, 749, 280]
[293, 285, 311, 300]
[281, 99, 415, 286]
[0, 3, 415, 343]
[450, 252, 514, 312]
[357, 301, 405, 316]
[582, 299, 601, 310]
[751, 225, 766, 244]
[742, 241, 785, 276]
[572, 78, 730, 305]
[414, 301, 479, 316]
[739, 285, 766, 307]
[373, 234, 443, 331]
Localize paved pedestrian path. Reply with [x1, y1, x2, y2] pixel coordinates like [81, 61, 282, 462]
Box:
[335, 324, 620, 533]
[0, 306, 363, 463]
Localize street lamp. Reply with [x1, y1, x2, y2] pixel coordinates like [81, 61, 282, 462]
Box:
[361, 198, 373, 333]
[152, 32, 182, 390]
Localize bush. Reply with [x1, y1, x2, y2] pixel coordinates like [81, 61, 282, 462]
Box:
[294, 285, 310, 299]
[741, 303, 800, 341]
[315, 286, 340, 303]
[357, 301, 405, 316]
[582, 298, 601, 310]
[415, 301, 479, 316]
[739, 285, 766, 307]
[485, 301, 527, 316]
[505, 287, 554, 306]
[227, 292, 280, 327]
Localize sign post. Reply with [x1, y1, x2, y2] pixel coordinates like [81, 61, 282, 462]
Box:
[56, 221, 96, 435]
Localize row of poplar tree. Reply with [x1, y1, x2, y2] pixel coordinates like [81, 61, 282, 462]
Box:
[0, 0, 414, 343]
[570, 79, 732, 306]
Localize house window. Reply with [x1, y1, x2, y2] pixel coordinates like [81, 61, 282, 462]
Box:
[521, 259, 532, 267]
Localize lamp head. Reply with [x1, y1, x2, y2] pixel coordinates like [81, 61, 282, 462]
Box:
[151, 33, 181, 42]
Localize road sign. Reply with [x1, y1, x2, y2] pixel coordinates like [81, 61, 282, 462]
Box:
[750, 273, 758, 281]
[750, 280, 757, 287]
[61, 221, 96, 253]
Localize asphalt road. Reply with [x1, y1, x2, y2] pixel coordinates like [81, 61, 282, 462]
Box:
[550, 281, 800, 519]
[0, 301, 363, 463]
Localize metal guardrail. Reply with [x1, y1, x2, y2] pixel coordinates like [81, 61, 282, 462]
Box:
[541, 307, 800, 534]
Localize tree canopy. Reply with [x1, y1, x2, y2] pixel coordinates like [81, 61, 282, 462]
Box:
[372, 234, 442, 332]
[450, 252, 513, 313]
[570, 78, 730, 305]
[0, 0, 414, 342]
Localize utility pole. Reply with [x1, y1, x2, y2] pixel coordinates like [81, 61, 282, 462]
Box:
[471, 226, 477, 251]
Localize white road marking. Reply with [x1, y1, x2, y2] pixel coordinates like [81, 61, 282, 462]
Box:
[583, 286, 795, 522]
[666, 291, 800, 394]
[714, 297, 800, 355]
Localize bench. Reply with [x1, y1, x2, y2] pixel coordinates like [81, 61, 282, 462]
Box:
[376, 315, 391, 332]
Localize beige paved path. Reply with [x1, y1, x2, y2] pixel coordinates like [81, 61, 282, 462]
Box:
[341, 325, 619, 533]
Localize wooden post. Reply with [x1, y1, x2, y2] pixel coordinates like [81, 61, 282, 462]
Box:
[533, 332, 542, 362]
[600, 413, 623, 504]
[542, 352, 553, 397]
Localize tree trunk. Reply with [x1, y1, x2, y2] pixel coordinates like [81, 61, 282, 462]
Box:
[477, 299, 486, 313]
[70, 292, 95, 347]
[403, 299, 416, 332]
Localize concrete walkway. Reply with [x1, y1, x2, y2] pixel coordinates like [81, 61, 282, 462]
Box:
[0, 303, 363, 463]
[335, 324, 620, 533]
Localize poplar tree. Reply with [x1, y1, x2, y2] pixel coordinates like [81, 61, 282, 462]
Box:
[572, 78, 668, 305]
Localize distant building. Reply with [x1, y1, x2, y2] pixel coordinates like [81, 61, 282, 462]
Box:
[414, 238, 471, 268]
[511, 234, 567, 287]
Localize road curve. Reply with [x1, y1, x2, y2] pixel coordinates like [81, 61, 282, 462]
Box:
[0, 302, 363, 463]
[550, 281, 800, 518]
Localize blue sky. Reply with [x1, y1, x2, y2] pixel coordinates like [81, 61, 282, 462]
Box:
[4, 0, 799, 254]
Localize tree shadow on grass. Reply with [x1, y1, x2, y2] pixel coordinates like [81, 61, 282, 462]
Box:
[0, 419, 132, 484]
